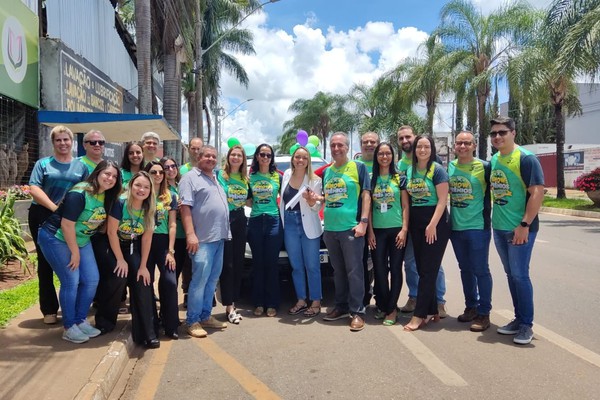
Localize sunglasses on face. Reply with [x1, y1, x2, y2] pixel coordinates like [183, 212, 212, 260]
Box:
[85, 140, 105, 146]
[149, 170, 164, 175]
[490, 130, 511, 138]
[258, 152, 272, 159]
[163, 164, 178, 170]
[455, 141, 473, 147]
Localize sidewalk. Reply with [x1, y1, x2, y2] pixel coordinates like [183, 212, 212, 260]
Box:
[0, 302, 133, 400]
[542, 187, 600, 219]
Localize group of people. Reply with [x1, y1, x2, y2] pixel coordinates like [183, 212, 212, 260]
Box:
[29, 114, 543, 348]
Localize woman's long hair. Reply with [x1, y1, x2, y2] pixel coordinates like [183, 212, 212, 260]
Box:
[121, 141, 145, 172]
[126, 171, 156, 229]
[86, 160, 122, 215]
[222, 145, 248, 182]
[144, 161, 171, 204]
[250, 143, 277, 174]
[160, 156, 181, 185]
[371, 142, 399, 189]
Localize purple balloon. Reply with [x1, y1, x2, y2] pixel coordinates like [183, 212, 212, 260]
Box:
[296, 130, 308, 146]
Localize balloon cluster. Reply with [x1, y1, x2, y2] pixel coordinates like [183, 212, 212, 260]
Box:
[227, 137, 255, 157]
[290, 130, 321, 157]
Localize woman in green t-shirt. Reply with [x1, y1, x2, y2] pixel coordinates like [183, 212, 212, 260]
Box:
[120, 141, 145, 188]
[247, 144, 283, 317]
[38, 161, 122, 344]
[145, 161, 179, 339]
[217, 145, 249, 324]
[367, 143, 409, 326]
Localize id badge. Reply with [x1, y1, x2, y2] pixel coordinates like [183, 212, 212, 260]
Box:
[380, 202, 388, 213]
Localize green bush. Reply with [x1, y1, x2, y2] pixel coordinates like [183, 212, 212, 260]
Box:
[0, 195, 29, 270]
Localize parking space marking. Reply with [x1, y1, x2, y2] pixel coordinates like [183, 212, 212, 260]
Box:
[195, 337, 282, 400]
[134, 340, 173, 400]
[495, 309, 600, 369]
[389, 326, 468, 387]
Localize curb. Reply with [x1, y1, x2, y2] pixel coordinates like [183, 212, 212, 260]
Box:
[541, 206, 600, 219]
[74, 322, 133, 400]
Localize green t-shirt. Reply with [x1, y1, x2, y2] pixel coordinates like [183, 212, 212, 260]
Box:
[406, 162, 448, 207]
[217, 170, 249, 211]
[357, 157, 373, 176]
[323, 161, 370, 231]
[78, 155, 98, 175]
[449, 158, 491, 231]
[109, 199, 146, 241]
[169, 184, 186, 239]
[490, 146, 544, 231]
[249, 171, 280, 217]
[154, 192, 177, 235]
[56, 182, 106, 247]
[397, 154, 411, 175]
[179, 162, 193, 176]
[371, 173, 405, 229]
[121, 169, 133, 187]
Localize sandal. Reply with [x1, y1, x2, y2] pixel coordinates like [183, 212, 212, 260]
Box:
[253, 306, 264, 316]
[288, 302, 308, 315]
[227, 309, 242, 324]
[303, 306, 321, 318]
[266, 307, 277, 317]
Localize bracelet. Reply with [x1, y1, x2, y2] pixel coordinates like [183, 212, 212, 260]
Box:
[168, 249, 175, 255]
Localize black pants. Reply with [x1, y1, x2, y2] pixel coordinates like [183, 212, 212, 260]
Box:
[362, 242, 374, 306]
[29, 204, 59, 316]
[372, 227, 405, 314]
[94, 233, 127, 333]
[409, 206, 450, 318]
[219, 208, 247, 306]
[124, 240, 159, 345]
[147, 233, 179, 334]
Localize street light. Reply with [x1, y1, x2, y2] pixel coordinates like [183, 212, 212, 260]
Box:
[193, 0, 281, 139]
[215, 98, 254, 157]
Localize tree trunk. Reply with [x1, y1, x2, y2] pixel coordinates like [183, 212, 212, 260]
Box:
[477, 91, 488, 160]
[205, 107, 212, 144]
[187, 91, 197, 138]
[135, 0, 152, 114]
[554, 102, 566, 199]
[194, 0, 203, 139]
[162, 50, 179, 159]
[426, 103, 435, 135]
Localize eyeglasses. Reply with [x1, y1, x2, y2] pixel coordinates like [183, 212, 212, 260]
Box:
[258, 152, 272, 159]
[149, 170, 164, 175]
[489, 130, 511, 138]
[455, 141, 473, 147]
[85, 140, 105, 146]
[163, 164, 177, 170]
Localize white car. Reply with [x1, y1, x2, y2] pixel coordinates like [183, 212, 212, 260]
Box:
[244, 155, 331, 273]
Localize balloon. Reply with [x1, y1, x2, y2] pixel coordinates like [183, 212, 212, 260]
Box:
[306, 143, 317, 155]
[289, 143, 300, 155]
[227, 137, 241, 148]
[315, 151, 322, 158]
[296, 130, 308, 146]
[308, 135, 320, 147]
[243, 143, 256, 156]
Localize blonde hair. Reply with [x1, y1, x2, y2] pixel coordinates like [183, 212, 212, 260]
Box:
[50, 125, 74, 141]
[291, 146, 317, 180]
[222, 145, 248, 182]
[126, 171, 157, 229]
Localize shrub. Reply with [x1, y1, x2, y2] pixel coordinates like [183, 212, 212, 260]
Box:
[0, 195, 28, 270]
[0, 185, 33, 201]
[573, 168, 600, 192]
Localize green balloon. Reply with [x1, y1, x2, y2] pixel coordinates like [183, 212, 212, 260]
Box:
[289, 143, 300, 155]
[227, 137, 241, 148]
[306, 143, 317, 155]
[308, 135, 320, 147]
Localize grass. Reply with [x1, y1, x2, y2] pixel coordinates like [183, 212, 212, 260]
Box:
[543, 196, 600, 212]
[0, 278, 40, 328]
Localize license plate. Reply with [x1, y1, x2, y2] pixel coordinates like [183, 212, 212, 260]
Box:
[319, 250, 328, 264]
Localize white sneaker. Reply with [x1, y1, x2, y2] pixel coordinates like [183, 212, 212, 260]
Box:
[62, 325, 89, 344]
[78, 320, 101, 338]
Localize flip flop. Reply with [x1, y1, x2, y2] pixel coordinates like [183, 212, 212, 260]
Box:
[303, 306, 321, 317]
[288, 303, 308, 315]
[383, 318, 396, 326]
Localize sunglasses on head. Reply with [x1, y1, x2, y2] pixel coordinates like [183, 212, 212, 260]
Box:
[489, 129, 511, 138]
[258, 152, 272, 159]
[85, 140, 105, 146]
[149, 170, 164, 175]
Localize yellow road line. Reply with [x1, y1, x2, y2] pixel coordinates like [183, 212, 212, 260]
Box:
[195, 337, 282, 400]
[133, 340, 173, 400]
[389, 326, 468, 387]
[495, 309, 600, 369]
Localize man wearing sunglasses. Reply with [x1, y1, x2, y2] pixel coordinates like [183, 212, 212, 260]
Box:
[489, 116, 544, 345]
[78, 130, 106, 174]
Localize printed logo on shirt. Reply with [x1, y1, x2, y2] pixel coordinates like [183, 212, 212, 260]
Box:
[252, 179, 274, 205]
[228, 183, 248, 208]
[449, 175, 474, 208]
[406, 177, 430, 205]
[490, 169, 512, 205]
[324, 177, 348, 208]
[81, 206, 107, 235]
[372, 184, 395, 210]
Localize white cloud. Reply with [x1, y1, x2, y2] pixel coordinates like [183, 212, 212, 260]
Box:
[215, 11, 427, 155]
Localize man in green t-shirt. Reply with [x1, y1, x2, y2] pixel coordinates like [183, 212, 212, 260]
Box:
[180, 137, 204, 175]
[141, 131, 161, 164]
[396, 125, 448, 317]
[78, 129, 105, 174]
[490, 116, 544, 346]
[449, 131, 492, 332]
[322, 132, 371, 332]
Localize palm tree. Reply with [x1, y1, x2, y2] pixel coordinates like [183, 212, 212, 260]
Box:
[436, 0, 537, 159]
[134, 0, 152, 114]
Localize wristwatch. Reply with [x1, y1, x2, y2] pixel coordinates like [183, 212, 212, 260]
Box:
[520, 221, 530, 228]
[360, 217, 369, 224]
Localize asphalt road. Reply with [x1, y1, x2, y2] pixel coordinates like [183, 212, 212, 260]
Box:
[111, 212, 600, 400]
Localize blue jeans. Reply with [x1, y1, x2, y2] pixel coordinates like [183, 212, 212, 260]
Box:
[323, 230, 365, 315]
[493, 229, 537, 327]
[38, 227, 99, 329]
[186, 240, 224, 325]
[451, 229, 493, 315]
[284, 210, 322, 301]
[404, 234, 446, 303]
[247, 214, 284, 308]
